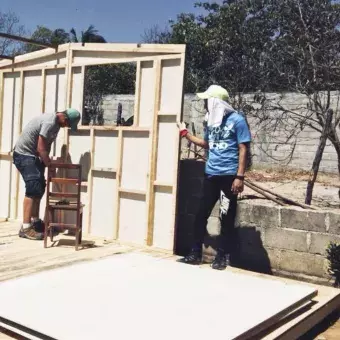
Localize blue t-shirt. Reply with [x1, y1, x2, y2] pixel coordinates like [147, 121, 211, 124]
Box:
[203, 111, 251, 176]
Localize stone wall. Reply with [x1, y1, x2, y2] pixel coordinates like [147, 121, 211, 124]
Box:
[175, 160, 340, 284]
[101, 92, 339, 174]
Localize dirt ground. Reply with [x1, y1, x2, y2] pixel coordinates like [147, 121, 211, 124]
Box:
[244, 168, 340, 210]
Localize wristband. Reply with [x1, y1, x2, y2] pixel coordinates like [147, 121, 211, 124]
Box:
[180, 129, 188, 137]
[235, 175, 245, 180]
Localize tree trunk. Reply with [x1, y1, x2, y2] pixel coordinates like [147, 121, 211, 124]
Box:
[305, 109, 334, 205]
[328, 125, 340, 201]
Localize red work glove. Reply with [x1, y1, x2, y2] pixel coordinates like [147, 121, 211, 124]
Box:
[176, 121, 189, 138]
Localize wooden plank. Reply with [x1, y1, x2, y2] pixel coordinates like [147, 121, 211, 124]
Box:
[92, 167, 116, 173]
[146, 60, 161, 246]
[70, 42, 186, 53]
[77, 126, 150, 132]
[119, 188, 147, 196]
[0, 46, 68, 70]
[114, 130, 123, 240]
[48, 192, 78, 198]
[0, 64, 67, 73]
[133, 61, 142, 126]
[50, 178, 79, 184]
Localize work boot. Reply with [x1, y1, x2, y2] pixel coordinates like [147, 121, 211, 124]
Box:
[177, 248, 202, 265]
[211, 251, 230, 270]
[19, 225, 44, 240]
[32, 218, 45, 233]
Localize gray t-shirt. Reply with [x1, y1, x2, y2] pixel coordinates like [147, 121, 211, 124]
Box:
[14, 112, 60, 156]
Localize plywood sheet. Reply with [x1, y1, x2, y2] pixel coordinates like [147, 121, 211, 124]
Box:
[70, 67, 83, 112]
[159, 58, 183, 114]
[120, 131, 150, 192]
[93, 131, 118, 170]
[139, 61, 155, 127]
[152, 188, 174, 250]
[0, 253, 317, 340]
[90, 172, 117, 238]
[44, 69, 66, 113]
[1, 73, 20, 152]
[0, 160, 11, 218]
[68, 130, 91, 181]
[156, 116, 177, 184]
[22, 71, 42, 128]
[118, 194, 147, 244]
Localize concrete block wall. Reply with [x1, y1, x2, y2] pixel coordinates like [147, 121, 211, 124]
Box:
[101, 92, 339, 174]
[175, 160, 340, 283]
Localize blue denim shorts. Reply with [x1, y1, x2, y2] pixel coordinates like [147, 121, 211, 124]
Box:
[13, 151, 46, 199]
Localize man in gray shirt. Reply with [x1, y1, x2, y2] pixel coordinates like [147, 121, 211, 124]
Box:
[13, 108, 81, 240]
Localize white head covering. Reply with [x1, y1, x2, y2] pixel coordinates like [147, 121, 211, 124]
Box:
[204, 97, 235, 127]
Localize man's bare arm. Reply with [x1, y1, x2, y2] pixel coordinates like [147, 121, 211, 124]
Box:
[237, 143, 248, 176]
[37, 135, 51, 166]
[185, 132, 209, 149]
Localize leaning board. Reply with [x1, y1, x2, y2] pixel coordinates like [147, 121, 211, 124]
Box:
[0, 253, 317, 340]
[0, 43, 186, 252]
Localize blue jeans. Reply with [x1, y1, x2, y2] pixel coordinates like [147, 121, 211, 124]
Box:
[13, 151, 46, 199]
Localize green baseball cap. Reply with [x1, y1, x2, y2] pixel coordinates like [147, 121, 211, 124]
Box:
[64, 108, 81, 132]
[196, 85, 230, 101]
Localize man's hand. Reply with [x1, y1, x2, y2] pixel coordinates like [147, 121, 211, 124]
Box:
[176, 121, 188, 137]
[232, 178, 244, 195]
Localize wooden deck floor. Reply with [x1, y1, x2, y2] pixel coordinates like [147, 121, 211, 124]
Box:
[0, 221, 339, 340]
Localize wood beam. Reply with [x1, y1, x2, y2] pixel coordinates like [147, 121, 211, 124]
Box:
[0, 32, 58, 50]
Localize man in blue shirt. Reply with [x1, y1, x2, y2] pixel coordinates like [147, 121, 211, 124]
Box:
[177, 85, 251, 270]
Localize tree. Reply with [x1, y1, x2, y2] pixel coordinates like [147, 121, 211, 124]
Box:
[24, 26, 70, 53]
[252, 0, 340, 203]
[70, 25, 106, 43]
[0, 10, 26, 56]
[145, 0, 340, 203]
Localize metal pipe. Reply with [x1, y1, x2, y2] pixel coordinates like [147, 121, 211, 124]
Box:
[0, 32, 58, 49]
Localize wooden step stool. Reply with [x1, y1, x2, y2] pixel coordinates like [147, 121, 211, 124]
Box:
[44, 163, 85, 250]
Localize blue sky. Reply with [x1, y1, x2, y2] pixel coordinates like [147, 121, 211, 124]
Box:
[1, 0, 216, 42]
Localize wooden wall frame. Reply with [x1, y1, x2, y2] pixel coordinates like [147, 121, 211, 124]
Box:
[0, 43, 186, 252]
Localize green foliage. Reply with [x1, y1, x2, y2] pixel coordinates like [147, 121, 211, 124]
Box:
[145, 0, 340, 96]
[82, 63, 136, 125]
[326, 242, 340, 288]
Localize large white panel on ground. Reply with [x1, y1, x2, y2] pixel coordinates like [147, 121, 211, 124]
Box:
[93, 131, 118, 170]
[22, 71, 42, 128]
[120, 131, 150, 192]
[118, 194, 147, 244]
[139, 61, 155, 127]
[0, 253, 317, 340]
[90, 172, 117, 238]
